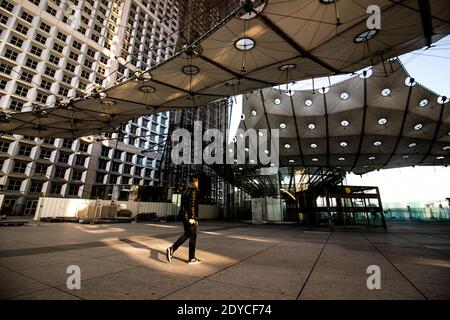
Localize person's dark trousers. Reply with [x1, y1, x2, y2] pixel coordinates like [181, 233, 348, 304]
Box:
[172, 219, 197, 260]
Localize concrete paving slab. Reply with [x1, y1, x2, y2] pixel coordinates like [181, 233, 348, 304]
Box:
[0, 266, 49, 299]
[162, 279, 296, 300]
[57, 266, 199, 300]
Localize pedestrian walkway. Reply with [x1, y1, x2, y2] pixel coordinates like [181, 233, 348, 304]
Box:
[0, 221, 449, 299]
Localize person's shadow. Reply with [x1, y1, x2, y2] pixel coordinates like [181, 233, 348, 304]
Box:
[119, 238, 183, 263]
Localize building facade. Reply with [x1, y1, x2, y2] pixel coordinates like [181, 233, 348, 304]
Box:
[0, 0, 179, 215]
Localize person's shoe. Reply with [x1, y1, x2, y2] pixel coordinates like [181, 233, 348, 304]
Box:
[166, 247, 173, 263]
[188, 258, 202, 264]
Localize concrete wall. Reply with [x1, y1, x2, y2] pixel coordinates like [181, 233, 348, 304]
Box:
[33, 197, 219, 220]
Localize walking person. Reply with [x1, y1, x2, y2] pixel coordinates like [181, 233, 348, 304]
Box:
[166, 175, 202, 264]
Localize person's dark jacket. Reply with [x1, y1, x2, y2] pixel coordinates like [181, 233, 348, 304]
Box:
[179, 183, 199, 221]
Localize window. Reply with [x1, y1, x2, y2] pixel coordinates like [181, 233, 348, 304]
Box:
[9, 100, 23, 111]
[77, 142, 88, 153]
[30, 45, 42, 57]
[18, 144, 32, 156]
[35, 164, 48, 175]
[0, 79, 7, 90]
[40, 79, 52, 90]
[58, 86, 69, 97]
[74, 155, 86, 166]
[46, 5, 57, 16]
[65, 62, 75, 73]
[53, 43, 63, 53]
[50, 183, 62, 194]
[39, 21, 51, 33]
[69, 51, 79, 61]
[72, 40, 82, 50]
[58, 152, 69, 163]
[68, 185, 79, 196]
[15, 85, 28, 97]
[111, 162, 120, 172]
[13, 161, 27, 173]
[125, 153, 133, 162]
[1, 13, 9, 25]
[39, 148, 52, 160]
[54, 167, 66, 178]
[30, 181, 43, 193]
[72, 170, 83, 180]
[0, 63, 12, 75]
[4, 48, 18, 61]
[48, 54, 59, 65]
[7, 179, 23, 191]
[15, 23, 28, 35]
[45, 66, 56, 77]
[36, 92, 47, 103]
[98, 159, 108, 170]
[101, 146, 110, 157]
[1, 1, 14, 12]
[35, 33, 47, 45]
[21, 11, 33, 22]
[113, 149, 122, 159]
[61, 139, 73, 149]
[57, 32, 67, 42]
[25, 58, 38, 69]
[95, 173, 105, 183]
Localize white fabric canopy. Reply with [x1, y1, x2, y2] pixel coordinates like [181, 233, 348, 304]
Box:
[2, 0, 450, 139]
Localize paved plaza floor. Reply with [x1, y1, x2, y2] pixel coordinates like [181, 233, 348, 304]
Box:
[0, 220, 449, 300]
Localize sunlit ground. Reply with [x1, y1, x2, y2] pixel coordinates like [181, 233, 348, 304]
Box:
[0, 220, 449, 300]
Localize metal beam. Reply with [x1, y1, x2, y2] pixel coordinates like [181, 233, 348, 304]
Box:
[323, 92, 330, 168]
[352, 76, 368, 171]
[418, 0, 434, 47]
[255, 13, 341, 74]
[382, 85, 414, 168]
[289, 94, 305, 166]
[419, 102, 446, 164]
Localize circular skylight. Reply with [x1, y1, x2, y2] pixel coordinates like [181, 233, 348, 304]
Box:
[304, 99, 313, 107]
[414, 123, 423, 131]
[354, 29, 378, 43]
[245, 147, 249, 152]
[258, 132, 264, 137]
[378, 117, 388, 125]
[438, 96, 449, 104]
[368, 156, 376, 160]
[448, 131, 450, 136]
[264, 149, 269, 154]
[240, 114, 245, 120]
[340, 92, 349, 100]
[310, 143, 318, 149]
[442, 146, 450, 151]
[284, 144, 291, 149]
[338, 157, 345, 161]
[289, 159, 295, 163]
[274, 98, 281, 105]
[402, 155, 409, 159]
[405, 77, 416, 87]
[408, 142, 417, 148]
[308, 123, 316, 130]
[381, 88, 391, 97]
[139, 85, 156, 93]
[235, 37, 255, 51]
[320, 0, 335, 3]
[419, 99, 428, 107]
[285, 90, 295, 96]
[340, 120, 350, 127]
[239, 133, 244, 138]
[359, 69, 373, 79]
[340, 142, 348, 147]
[279, 64, 296, 71]
[436, 156, 445, 160]
[99, 92, 108, 99]
[280, 123, 286, 129]
[373, 141, 382, 146]
[312, 158, 319, 162]
[319, 87, 329, 94]
[182, 65, 200, 75]
[251, 110, 257, 116]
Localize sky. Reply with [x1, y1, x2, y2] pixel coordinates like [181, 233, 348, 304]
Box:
[229, 36, 450, 206]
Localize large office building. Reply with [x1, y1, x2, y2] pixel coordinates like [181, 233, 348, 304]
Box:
[0, 0, 179, 215]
